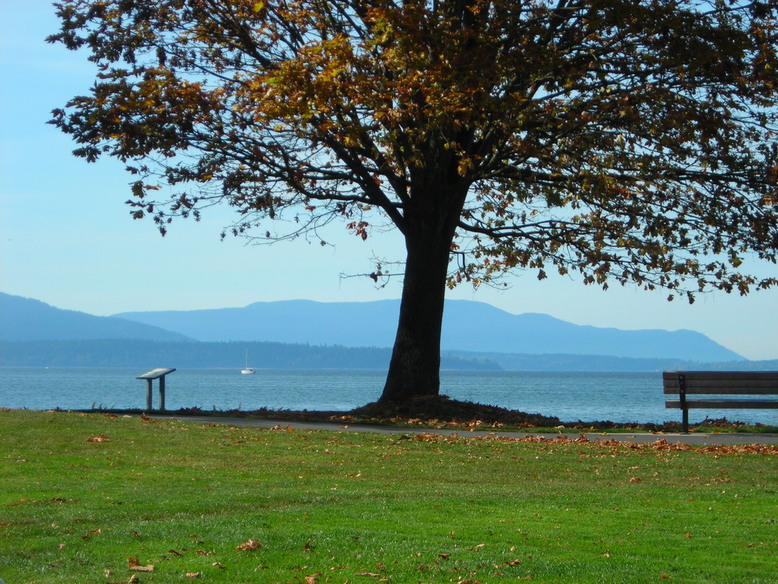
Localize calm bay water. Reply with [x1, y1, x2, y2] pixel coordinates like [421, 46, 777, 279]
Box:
[1, 367, 775, 426]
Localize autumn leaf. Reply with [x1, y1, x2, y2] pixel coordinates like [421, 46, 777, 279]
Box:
[139, 412, 159, 423]
[236, 538, 262, 551]
[87, 434, 109, 442]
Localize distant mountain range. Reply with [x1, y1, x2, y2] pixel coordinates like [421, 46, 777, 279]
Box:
[114, 298, 744, 362]
[0, 292, 749, 367]
[0, 293, 191, 342]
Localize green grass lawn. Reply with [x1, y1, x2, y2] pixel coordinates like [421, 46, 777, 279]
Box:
[1, 410, 776, 583]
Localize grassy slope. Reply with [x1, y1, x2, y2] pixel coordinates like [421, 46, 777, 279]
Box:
[0, 410, 776, 583]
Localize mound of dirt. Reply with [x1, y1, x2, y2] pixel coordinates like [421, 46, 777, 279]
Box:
[347, 394, 562, 427]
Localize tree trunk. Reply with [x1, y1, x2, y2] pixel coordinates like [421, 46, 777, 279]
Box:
[379, 220, 455, 403]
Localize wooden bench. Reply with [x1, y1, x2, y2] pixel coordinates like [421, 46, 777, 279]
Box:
[663, 371, 778, 432]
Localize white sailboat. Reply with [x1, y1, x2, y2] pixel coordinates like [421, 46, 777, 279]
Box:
[241, 349, 255, 374]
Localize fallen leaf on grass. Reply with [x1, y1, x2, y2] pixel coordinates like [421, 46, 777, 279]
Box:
[82, 528, 101, 540]
[236, 538, 262, 551]
[354, 572, 382, 577]
[185, 572, 201, 578]
[270, 424, 295, 432]
[87, 434, 109, 442]
[127, 556, 154, 571]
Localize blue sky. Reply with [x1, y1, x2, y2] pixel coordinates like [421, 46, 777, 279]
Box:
[2, 1, 777, 360]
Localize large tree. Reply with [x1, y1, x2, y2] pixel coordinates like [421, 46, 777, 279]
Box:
[51, 0, 778, 403]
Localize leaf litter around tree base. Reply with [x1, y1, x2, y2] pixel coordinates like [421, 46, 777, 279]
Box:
[160, 394, 777, 434]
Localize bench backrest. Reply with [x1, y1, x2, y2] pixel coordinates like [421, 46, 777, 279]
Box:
[663, 371, 778, 395]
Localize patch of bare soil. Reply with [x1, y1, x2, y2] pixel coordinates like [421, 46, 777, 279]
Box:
[346, 394, 562, 427]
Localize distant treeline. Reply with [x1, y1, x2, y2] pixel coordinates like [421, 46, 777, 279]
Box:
[3, 340, 775, 372]
[459, 352, 778, 372]
[0, 340, 498, 370]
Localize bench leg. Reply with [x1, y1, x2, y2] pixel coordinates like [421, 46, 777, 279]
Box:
[145, 379, 153, 412]
[678, 375, 688, 433]
[159, 376, 166, 411]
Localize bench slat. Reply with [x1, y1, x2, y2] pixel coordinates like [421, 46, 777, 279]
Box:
[666, 399, 778, 409]
[663, 384, 778, 395]
[663, 371, 778, 380]
[662, 371, 778, 395]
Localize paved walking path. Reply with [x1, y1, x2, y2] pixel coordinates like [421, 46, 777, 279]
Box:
[153, 415, 778, 445]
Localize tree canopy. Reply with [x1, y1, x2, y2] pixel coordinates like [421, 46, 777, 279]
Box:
[50, 0, 778, 402]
